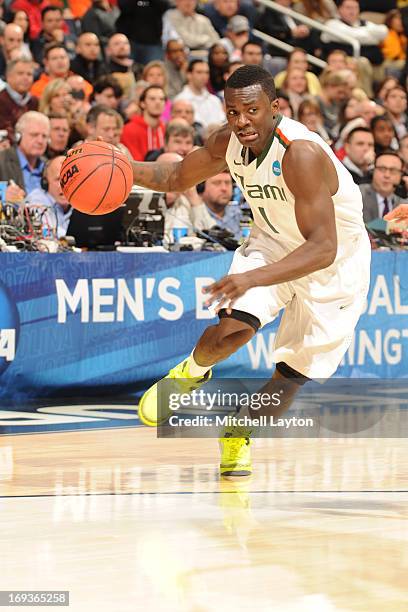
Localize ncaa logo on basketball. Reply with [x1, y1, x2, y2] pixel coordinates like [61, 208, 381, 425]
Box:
[0, 280, 20, 374]
[272, 160, 281, 176]
[60, 165, 79, 188]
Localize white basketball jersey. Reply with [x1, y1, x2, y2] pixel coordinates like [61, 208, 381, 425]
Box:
[225, 115, 365, 258]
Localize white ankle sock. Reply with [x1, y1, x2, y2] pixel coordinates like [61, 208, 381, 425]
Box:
[185, 350, 213, 377]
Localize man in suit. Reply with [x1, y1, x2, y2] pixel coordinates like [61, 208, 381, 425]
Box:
[359, 151, 404, 223]
[342, 127, 375, 185]
[0, 110, 49, 201]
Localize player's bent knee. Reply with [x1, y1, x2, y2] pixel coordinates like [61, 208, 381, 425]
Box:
[218, 308, 260, 334]
[275, 362, 310, 386]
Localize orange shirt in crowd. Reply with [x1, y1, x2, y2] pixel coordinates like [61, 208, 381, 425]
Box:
[381, 30, 407, 61]
[31, 71, 93, 99]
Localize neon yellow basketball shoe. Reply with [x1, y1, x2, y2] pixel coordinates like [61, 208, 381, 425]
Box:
[219, 433, 252, 477]
[138, 359, 212, 427]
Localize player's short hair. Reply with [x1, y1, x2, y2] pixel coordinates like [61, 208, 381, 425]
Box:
[225, 65, 277, 101]
[345, 126, 373, 143]
[165, 121, 194, 144]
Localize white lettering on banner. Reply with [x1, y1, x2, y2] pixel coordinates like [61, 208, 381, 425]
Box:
[393, 275, 408, 314]
[247, 333, 276, 369]
[195, 278, 216, 319]
[56, 277, 186, 323]
[158, 277, 183, 320]
[0, 329, 15, 361]
[342, 328, 408, 366]
[116, 279, 144, 321]
[56, 278, 89, 323]
[93, 278, 115, 323]
[367, 274, 393, 315]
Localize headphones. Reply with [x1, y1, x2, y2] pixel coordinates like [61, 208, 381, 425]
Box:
[41, 160, 51, 192]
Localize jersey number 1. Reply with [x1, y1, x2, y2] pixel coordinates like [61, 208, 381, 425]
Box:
[258, 207, 279, 234]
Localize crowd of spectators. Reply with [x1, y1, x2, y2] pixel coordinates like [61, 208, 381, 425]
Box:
[0, 0, 407, 247]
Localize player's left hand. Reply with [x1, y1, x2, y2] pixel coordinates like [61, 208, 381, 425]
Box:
[203, 273, 253, 314]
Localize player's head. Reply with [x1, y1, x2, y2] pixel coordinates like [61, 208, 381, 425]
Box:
[224, 65, 278, 151]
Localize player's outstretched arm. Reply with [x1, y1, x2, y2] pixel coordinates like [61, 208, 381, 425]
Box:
[131, 125, 230, 192]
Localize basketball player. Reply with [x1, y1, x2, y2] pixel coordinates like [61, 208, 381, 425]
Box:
[131, 65, 371, 477]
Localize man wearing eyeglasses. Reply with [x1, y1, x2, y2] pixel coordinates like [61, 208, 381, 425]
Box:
[359, 151, 405, 223]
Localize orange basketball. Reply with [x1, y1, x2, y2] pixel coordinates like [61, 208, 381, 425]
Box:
[59, 141, 134, 215]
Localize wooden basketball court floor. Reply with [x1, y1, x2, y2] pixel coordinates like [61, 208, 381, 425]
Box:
[0, 428, 407, 612]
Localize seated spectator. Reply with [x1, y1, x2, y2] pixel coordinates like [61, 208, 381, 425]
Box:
[383, 85, 408, 139]
[193, 172, 241, 241]
[39, 78, 73, 117]
[81, 0, 119, 52]
[256, 0, 315, 58]
[381, 9, 406, 79]
[317, 69, 350, 137]
[31, 42, 93, 99]
[374, 75, 399, 104]
[321, 0, 388, 70]
[145, 119, 195, 160]
[208, 43, 229, 97]
[0, 57, 38, 143]
[9, 0, 49, 41]
[398, 132, 408, 174]
[164, 39, 188, 100]
[294, 0, 338, 22]
[105, 33, 139, 99]
[90, 75, 123, 110]
[276, 91, 294, 118]
[0, 23, 26, 78]
[31, 6, 75, 65]
[86, 104, 124, 147]
[203, 0, 256, 37]
[326, 49, 348, 71]
[26, 155, 72, 238]
[360, 151, 404, 222]
[371, 114, 399, 155]
[120, 85, 166, 161]
[220, 15, 250, 62]
[281, 67, 311, 119]
[46, 113, 70, 159]
[175, 59, 226, 129]
[356, 99, 383, 126]
[170, 98, 203, 144]
[297, 98, 331, 142]
[241, 41, 263, 66]
[162, 0, 219, 55]
[9, 10, 32, 58]
[70, 32, 106, 84]
[157, 150, 203, 240]
[0, 110, 49, 199]
[115, 0, 169, 65]
[142, 60, 172, 122]
[342, 126, 375, 185]
[274, 48, 322, 97]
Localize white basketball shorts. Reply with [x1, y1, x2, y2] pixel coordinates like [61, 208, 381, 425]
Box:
[211, 229, 371, 379]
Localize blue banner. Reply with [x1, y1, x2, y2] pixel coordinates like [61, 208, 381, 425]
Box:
[0, 251, 407, 404]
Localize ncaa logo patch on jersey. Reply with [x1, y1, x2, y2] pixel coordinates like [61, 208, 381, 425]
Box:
[272, 160, 281, 176]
